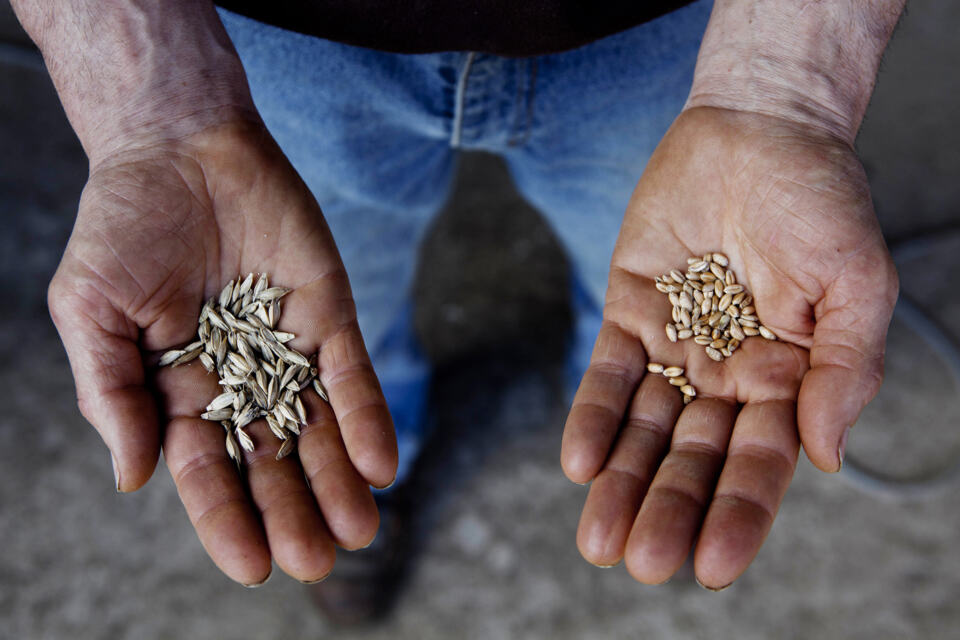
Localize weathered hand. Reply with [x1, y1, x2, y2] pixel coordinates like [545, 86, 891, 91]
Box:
[561, 107, 898, 588]
[48, 121, 396, 585]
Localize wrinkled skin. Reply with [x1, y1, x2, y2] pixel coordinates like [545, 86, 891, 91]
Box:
[48, 120, 397, 586]
[562, 107, 898, 589]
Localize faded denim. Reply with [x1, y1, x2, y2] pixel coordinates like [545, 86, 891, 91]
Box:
[219, 1, 713, 484]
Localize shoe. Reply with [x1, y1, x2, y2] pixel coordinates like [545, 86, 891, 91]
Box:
[308, 489, 411, 626]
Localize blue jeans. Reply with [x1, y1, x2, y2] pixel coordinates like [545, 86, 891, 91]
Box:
[219, 2, 713, 485]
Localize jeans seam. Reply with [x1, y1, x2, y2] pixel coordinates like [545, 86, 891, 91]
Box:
[450, 51, 477, 148]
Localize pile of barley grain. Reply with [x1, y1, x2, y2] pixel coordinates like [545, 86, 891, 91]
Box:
[159, 273, 328, 464]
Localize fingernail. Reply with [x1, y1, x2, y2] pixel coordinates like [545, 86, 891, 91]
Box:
[111, 452, 121, 492]
[244, 571, 272, 588]
[359, 532, 378, 550]
[299, 572, 330, 585]
[838, 426, 852, 471]
[696, 577, 732, 592]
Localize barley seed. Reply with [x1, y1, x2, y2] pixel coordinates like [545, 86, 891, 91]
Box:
[276, 438, 296, 461]
[158, 273, 328, 467]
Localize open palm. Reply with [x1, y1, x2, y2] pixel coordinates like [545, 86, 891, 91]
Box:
[48, 121, 396, 586]
[561, 107, 898, 588]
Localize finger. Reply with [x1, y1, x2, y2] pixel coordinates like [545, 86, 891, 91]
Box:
[319, 325, 397, 489]
[298, 387, 380, 550]
[798, 261, 897, 472]
[241, 419, 337, 583]
[693, 399, 799, 590]
[160, 360, 272, 586]
[561, 321, 648, 483]
[158, 361, 272, 585]
[48, 278, 161, 492]
[576, 374, 682, 567]
[281, 276, 398, 490]
[624, 398, 737, 585]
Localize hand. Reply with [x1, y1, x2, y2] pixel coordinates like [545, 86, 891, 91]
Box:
[48, 120, 397, 586]
[560, 107, 898, 588]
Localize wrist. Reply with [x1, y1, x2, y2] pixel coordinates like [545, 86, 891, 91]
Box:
[11, 0, 258, 165]
[684, 0, 905, 145]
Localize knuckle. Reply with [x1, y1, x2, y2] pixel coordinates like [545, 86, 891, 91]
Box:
[861, 353, 885, 399]
[46, 275, 73, 325]
[75, 394, 97, 425]
[884, 260, 900, 308]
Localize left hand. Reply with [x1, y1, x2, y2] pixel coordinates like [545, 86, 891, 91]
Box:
[48, 120, 396, 585]
[560, 106, 898, 589]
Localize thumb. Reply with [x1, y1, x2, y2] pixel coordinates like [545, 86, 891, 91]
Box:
[48, 276, 161, 492]
[797, 261, 898, 472]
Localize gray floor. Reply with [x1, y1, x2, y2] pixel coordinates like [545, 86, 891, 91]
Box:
[3, 2, 960, 638]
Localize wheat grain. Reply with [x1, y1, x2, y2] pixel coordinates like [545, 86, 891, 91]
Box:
[665, 323, 678, 343]
[705, 347, 724, 362]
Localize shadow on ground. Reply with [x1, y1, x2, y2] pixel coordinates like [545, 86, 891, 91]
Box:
[3, 1, 960, 638]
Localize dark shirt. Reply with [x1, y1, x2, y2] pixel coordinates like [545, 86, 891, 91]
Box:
[215, 1, 696, 56]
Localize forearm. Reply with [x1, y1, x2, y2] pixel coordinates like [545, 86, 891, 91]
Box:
[685, 0, 906, 144]
[10, 0, 256, 163]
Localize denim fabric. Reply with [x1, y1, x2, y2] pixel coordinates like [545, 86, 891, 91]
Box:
[218, 0, 713, 484]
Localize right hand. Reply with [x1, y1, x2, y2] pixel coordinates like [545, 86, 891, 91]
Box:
[561, 107, 898, 588]
[48, 119, 397, 586]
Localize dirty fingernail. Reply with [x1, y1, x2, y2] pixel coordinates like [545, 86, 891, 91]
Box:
[696, 577, 732, 592]
[838, 425, 852, 471]
[244, 571, 272, 588]
[111, 452, 121, 492]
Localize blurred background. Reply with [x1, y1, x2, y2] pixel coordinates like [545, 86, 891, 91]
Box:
[2, 2, 960, 638]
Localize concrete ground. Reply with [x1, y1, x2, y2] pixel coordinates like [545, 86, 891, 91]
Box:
[3, 2, 960, 638]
